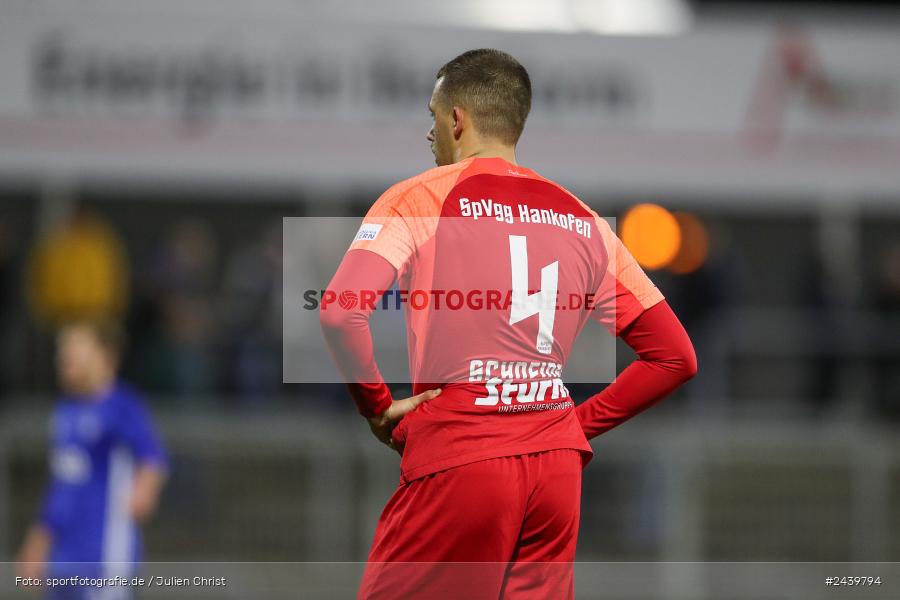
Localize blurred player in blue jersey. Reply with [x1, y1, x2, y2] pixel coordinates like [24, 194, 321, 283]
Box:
[16, 320, 168, 600]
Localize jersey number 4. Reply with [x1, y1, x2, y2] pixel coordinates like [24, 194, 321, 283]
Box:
[508, 235, 558, 355]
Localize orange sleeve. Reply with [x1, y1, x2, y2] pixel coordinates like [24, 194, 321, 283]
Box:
[348, 189, 417, 272]
[348, 163, 470, 272]
[592, 216, 665, 336]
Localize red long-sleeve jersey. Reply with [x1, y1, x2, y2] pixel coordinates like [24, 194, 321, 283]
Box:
[320, 157, 696, 482]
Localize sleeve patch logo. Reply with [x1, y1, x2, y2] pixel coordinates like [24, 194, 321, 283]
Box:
[354, 223, 383, 242]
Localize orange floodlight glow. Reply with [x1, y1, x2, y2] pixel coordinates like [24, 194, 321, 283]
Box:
[620, 203, 681, 270]
[669, 212, 710, 274]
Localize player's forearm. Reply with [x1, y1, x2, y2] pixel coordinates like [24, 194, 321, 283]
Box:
[131, 464, 167, 522]
[576, 355, 694, 439]
[577, 301, 697, 439]
[320, 307, 393, 416]
[320, 250, 397, 417]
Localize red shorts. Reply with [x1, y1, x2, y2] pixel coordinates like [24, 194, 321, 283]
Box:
[358, 449, 583, 600]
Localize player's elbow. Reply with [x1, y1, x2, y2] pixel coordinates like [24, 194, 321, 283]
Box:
[667, 324, 698, 383]
[651, 338, 698, 383]
[319, 302, 349, 332]
[658, 339, 698, 383]
[680, 342, 699, 382]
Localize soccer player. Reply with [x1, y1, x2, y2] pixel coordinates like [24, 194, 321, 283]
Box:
[320, 49, 697, 599]
[16, 320, 168, 600]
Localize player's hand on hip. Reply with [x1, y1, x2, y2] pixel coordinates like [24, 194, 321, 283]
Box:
[367, 388, 441, 452]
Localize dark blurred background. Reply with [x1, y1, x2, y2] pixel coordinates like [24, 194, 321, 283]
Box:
[1, 0, 899, 597]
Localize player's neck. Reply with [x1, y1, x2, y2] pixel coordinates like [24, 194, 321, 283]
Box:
[82, 370, 116, 401]
[457, 140, 517, 165]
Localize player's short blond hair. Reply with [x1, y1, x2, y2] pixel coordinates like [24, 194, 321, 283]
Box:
[435, 49, 532, 145]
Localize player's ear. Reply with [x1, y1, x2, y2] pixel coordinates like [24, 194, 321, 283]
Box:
[452, 106, 465, 140]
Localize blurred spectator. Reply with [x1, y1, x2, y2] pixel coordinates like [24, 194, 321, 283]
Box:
[220, 221, 283, 403]
[872, 243, 900, 420]
[125, 220, 218, 401]
[25, 209, 128, 328]
[662, 222, 738, 415]
[0, 220, 23, 393]
[801, 251, 842, 413]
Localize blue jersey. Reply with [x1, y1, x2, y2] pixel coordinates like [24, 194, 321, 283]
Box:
[39, 381, 167, 578]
